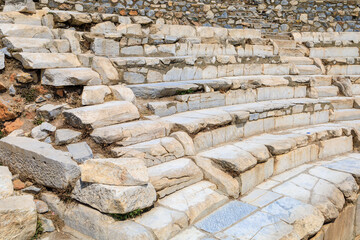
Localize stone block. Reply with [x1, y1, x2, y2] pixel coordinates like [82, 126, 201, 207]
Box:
[0, 137, 80, 189]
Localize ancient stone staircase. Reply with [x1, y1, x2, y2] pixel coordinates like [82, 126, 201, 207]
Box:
[1, 7, 360, 240]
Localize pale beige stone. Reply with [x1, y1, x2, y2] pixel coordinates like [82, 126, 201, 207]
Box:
[80, 158, 148, 186]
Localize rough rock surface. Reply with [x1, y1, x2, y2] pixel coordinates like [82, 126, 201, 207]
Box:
[0, 137, 80, 189]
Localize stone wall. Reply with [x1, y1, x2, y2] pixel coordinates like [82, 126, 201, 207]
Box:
[17, 0, 360, 33]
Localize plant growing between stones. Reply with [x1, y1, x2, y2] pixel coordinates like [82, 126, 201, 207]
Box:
[31, 219, 44, 240]
[109, 209, 144, 221]
[33, 117, 44, 126]
[20, 88, 38, 102]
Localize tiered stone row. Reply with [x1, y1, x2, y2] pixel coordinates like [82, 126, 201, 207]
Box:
[1, 7, 360, 240]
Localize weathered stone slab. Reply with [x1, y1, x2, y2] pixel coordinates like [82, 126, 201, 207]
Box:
[262, 197, 324, 239]
[55, 129, 82, 145]
[63, 101, 140, 129]
[13, 53, 81, 69]
[81, 158, 149, 186]
[319, 136, 353, 159]
[72, 180, 156, 214]
[42, 68, 101, 86]
[324, 156, 360, 178]
[67, 142, 93, 163]
[0, 23, 53, 39]
[0, 166, 13, 199]
[241, 189, 281, 208]
[4, 0, 36, 13]
[199, 145, 257, 174]
[135, 207, 188, 240]
[309, 166, 359, 201]
[0, 137, 80, 189]
[216, 211, 294, 240]
[170, 227, 208, 240]
[91, 56, 120, 85]
[194, 156, 240, 198]
[195, 200, 257, 233]
[112, 137, 185, 167]
[82, 85, 111, 106]
[0, 195, 37, 240]
[91, 120, 170, 145]
[148, 158, 203, 198]
[158, 181, 228, 223]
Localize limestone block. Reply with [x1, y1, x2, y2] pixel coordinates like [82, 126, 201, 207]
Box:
[319, 136, 353, 159]
[0, 195, 37, 240]
[91, 38, 119, 57]
[124, 72, 145, 84]
[194, 156, 240, 198]
[0, 137, 80, 189]
[72, 180, 156, 214]
[42, 68, 101, 87]
[323, 205, 355, 240]
[90, 21, 117, 34]
[4, 0, 35, 13]
[216, 211, 294, 240]
[0, 166, 13, 199]
[262, 197, 324, 239]
[120, 46, 144, 56]
[274, 145, 317, 175]
[92, 56, 120, 84]
[135, 207, 188, 240]
[91, 120, 170, 145]
[239, 158, 274, 194]
[109, 85, 136, 103]
[81, 158, 148, 186]
[0, 23, 53, 39]
[158, 181, 228, 223]
[148, 158, 203, 197]
[309, 166, 359, 201]
[63, 101, 140, 129]
[58, 29, 81, 54]
[263, 64, 289, 75]
[170, 131, 196, 156]
[112, 137, 185, 167]
[55, 129, 81, 145]
[13, 52, 81, 69]
[82, 85, 111, 106]
[195, 201, 257, 234]
[199, 145, 257, 174]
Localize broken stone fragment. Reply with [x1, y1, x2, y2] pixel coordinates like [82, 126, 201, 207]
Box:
[0, 195, 37, 240]
[72, 180, 156, 214]
[80, 158, 149, 186]
[4, 0, 36, 13]
[0, 137, 80, 189]
[67, 142, 93, 164]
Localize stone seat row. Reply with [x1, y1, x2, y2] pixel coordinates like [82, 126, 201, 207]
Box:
[37, 136, 360, 240]
[292, 32, 360, 44]
[86, 98, 331, 149]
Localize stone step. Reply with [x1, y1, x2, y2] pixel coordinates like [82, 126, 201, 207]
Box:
[173, 151, 360, 239]
[63, 101, 140, 129]
[292, 32, 360, 44]
[309, 47, 359, 59]
[0, 10, 46, 26]
[332, 109, 360, 121]
[3, 37, 70, 53]
[0, 166, 13, 199]
[196, 122, 352, 197]
[327, 65, 360, 75]
[314, 86, 339, 97]
[278, 48, 304, 57]
[0, 23, 53, 39]
[0, 136, 80, 189]
[297, 65, 322, 75]
[42, 68, 101, 87]
[119, 62, 291, 85]
[280, 56, 314, 65]
[147, 85, 307, 117]
[148, 158, 203, 198]
[91, 119, 171, 145]
[272, 39, 297, 49]
[13, 52, 81, 69]
[157, 181, 229, 224]
[322, 97, 354, 109]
